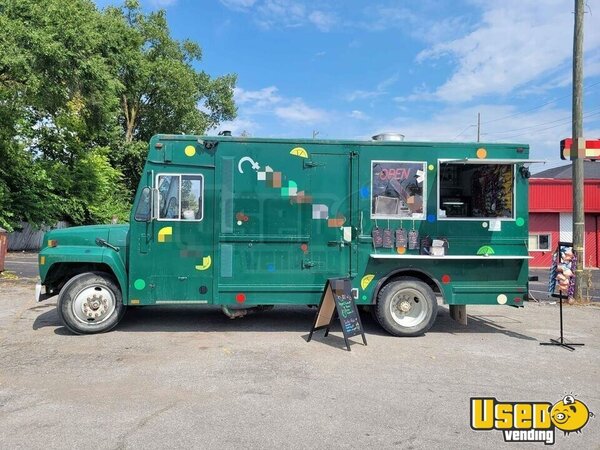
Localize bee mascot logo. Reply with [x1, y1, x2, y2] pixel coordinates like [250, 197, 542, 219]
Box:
[471, 395, 593, 445]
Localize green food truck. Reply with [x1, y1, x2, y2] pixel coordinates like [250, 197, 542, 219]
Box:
[36, 133, 536, 335]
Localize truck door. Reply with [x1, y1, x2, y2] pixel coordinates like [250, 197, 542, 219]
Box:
[307, 152, 354, 279]
[128, 167, 215, 304]
[149, 170, 215, 303]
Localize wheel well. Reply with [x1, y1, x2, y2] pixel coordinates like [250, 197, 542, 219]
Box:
[371, 269, 443, 304]
[45, 262, 118, 294]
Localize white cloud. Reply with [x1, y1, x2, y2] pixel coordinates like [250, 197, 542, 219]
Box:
[234, 86, 281, 107]
[416, 0, 600, 102]
[308, 10, 336, 32]
[219, 0, 336, 31]
[219, 0, 257, 10]
[275, 99, 327, 123]
[349, 110, 369, 120]
[346, 73, 400, 102]
[148, 0, 178, 7]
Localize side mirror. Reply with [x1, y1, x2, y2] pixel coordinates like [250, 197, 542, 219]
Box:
[134, 187, 152, 222]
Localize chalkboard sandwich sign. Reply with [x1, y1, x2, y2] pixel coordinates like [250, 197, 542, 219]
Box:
[307, 278, 367, 351]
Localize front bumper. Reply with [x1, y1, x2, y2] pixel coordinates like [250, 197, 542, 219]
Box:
[35, 283, 55, 302]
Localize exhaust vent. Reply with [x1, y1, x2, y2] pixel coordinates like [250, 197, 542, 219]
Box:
[372, 133, 404, 142]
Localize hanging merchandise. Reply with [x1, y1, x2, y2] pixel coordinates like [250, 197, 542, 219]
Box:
[382, 228, 393, 249]
[395, 228, 408, 250]
[408, 229, 419, 250]
[372, 226, 383, 248]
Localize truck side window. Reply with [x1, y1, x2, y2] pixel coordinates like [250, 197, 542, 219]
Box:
[181, 175, 203, 220]
[134, 187, 151, 221]
[156, 174, 203, 221]
[371, 161, 426, 220]
[158, 175, 180, 219]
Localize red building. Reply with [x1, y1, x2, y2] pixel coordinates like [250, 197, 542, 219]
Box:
[529, 162, 600, 268]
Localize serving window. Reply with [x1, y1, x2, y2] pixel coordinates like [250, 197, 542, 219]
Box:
[371, 161, 426, 219]
[439, 163, 514, 219]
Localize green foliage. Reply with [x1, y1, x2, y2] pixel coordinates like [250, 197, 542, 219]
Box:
[0, 0, 236, 230]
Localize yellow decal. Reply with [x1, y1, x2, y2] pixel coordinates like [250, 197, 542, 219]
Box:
[290, 147, 309, 158]
[157, 226, 173, 243]
[476, 148, 487, 159]
[195, 256, 212, 271]
[184, 145, 196, 157]
[40, 256, 46, 265]
[361, 274, 375, 290]
[130, 299, 140, 305]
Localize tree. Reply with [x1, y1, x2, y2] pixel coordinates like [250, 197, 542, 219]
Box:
[0, 0, 236, 230]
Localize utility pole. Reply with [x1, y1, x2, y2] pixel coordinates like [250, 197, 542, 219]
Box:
[572, 0, 585, 301]
[477, 113, 481, 142]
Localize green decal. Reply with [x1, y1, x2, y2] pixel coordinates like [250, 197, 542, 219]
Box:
[516, 217, 525, 227]
[477, 245, 495, 256]
[134, 279, 146, 290]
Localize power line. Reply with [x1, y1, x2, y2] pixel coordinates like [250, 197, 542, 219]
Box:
[483, 105, 600, 137]
[489, 110, 600, 141]
[481, 79, 600, 126]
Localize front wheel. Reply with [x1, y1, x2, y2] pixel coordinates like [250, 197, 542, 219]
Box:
[374, 277, 438, 336]
[57, 272, 126, 334]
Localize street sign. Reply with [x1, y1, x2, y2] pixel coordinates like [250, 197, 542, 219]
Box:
[560, 138, 600, 160]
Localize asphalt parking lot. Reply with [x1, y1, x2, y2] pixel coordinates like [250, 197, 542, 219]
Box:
[1, 279, 599, 449]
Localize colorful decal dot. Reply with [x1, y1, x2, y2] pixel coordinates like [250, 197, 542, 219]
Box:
[236, 293, 246, 303]
[497, 294, 508, 305]
[266, 263, 275, 272]
[516, 217, 525, 227]
[300, 243, 309, 253]
[397, 247, 406, 254]
[184, 145, 196, 157]
[360, 186, 370, 199]
[428, 164, 434, 171]
[441, 274, 451, 284]
[427, 214, 436, 223]
[476, 148, 487, 159]
[134, 279, 146, 290]
[361, 295, 367, 301]
[237, 220, 243, 226]
[482, 222, 488, 228]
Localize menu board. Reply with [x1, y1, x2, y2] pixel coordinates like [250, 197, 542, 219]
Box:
[307, 278, 367, 351]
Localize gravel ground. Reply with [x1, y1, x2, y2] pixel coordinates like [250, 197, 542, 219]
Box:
[0, 281, 599, 450]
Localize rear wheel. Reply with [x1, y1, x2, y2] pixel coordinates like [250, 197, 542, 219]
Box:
[57, 272, 125, 334]
[375, 277, 438, 336]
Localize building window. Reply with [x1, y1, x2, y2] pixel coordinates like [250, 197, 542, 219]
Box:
[371, 161, 426, 219]
[157, 174, 204, 221]
[528, 234, 551, 251]
[439, 163, 514, 219]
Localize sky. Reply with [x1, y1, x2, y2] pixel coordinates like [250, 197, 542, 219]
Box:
[96, 0, 600, 168]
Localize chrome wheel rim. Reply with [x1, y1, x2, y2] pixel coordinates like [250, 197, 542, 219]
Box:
[72, 285, 116, 325]
[389, 287, 428, 327]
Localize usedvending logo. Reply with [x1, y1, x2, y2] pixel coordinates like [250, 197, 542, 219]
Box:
[470, 395, 593, 445]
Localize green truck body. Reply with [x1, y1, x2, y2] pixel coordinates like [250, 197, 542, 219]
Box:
[38, 134, 532, 335]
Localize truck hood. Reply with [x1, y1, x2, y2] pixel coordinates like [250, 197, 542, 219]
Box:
[43, 224, 129, 251]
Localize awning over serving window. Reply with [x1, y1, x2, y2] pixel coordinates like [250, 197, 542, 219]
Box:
[441, 159, 546, 165]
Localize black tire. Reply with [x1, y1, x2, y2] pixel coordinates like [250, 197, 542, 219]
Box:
[57, 271, 126, 335]
[374, 277, 438, 337]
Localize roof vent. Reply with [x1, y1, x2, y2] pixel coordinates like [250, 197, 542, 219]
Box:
[218, 130, 232, 136]
[372, 132, 404, 141]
